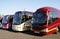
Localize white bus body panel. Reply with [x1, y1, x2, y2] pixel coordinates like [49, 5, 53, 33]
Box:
[12, 19, 31, 31]
[12, 23, 25, 31]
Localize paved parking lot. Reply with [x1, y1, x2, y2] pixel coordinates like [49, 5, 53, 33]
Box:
[0, 29, 60, 39]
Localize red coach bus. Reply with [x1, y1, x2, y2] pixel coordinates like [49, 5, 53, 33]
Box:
[31, 7, 60, 35]
[2, 15, 13, 30]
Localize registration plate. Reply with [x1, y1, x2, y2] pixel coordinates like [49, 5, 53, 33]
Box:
[34, 31, 40, 33]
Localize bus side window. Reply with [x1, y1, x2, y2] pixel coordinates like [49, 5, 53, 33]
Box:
[48, 11, 58, 24]
[48, 14, 53, 24]
[22, 15, 28, 22]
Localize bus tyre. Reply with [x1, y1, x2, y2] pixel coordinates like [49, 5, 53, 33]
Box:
[53, 27, 58, 34]
[53, 32, 57, 34]
[58, 26, 60, 32]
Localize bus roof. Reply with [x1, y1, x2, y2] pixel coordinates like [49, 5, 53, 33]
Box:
[4, 15, 13, 19]
[15, 11, 34, 14]
[36, 7, 59, 12]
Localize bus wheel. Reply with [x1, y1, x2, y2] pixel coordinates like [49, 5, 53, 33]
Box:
[54, 32, 58, 34]
[53, 27, 58, 34]
[58, 26, 60, 32]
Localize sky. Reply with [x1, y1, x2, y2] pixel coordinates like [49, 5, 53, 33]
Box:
[0, 0, 60, 15]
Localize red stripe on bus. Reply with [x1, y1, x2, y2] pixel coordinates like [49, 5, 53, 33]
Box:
[48, 26, 56, 30]
[32, 26, 46, 30]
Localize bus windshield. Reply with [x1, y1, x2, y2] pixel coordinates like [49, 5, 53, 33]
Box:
[2, 16, 8, 23]
[13, 13, 22, 25]
[24, 11, 32, 16]
[32, 12, 47, 25]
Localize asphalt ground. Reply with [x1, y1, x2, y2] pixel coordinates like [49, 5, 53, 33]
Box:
[0, 28, 60, 39]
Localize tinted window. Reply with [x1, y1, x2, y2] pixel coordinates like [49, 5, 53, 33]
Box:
[13, 11, 33, 25]
[22, 11, 32, 23]
[32, 12, 47, 25]
[22, 15, 30, 23]
[2, 16, 8, 23]
[48, 11, 58, 23]
[24, 11, 33, 17]
[58, 11, 60, 18]
[13, 12, 22, 25]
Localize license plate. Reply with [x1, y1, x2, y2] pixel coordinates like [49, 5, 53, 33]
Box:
[34, 31, 39, 33]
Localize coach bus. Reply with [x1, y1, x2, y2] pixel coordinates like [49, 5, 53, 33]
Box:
[0, 16, 3, 28]
[12, 11, 33, 31]
[2, 15, 13, 30]
[31, 7, 60, 35]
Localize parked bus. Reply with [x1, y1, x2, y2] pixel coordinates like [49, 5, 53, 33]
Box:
[0, 16, 3, 28]
[31, 7, 60, 35]
[12, 11, 33, 31]
[2, 15, 13, 30]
